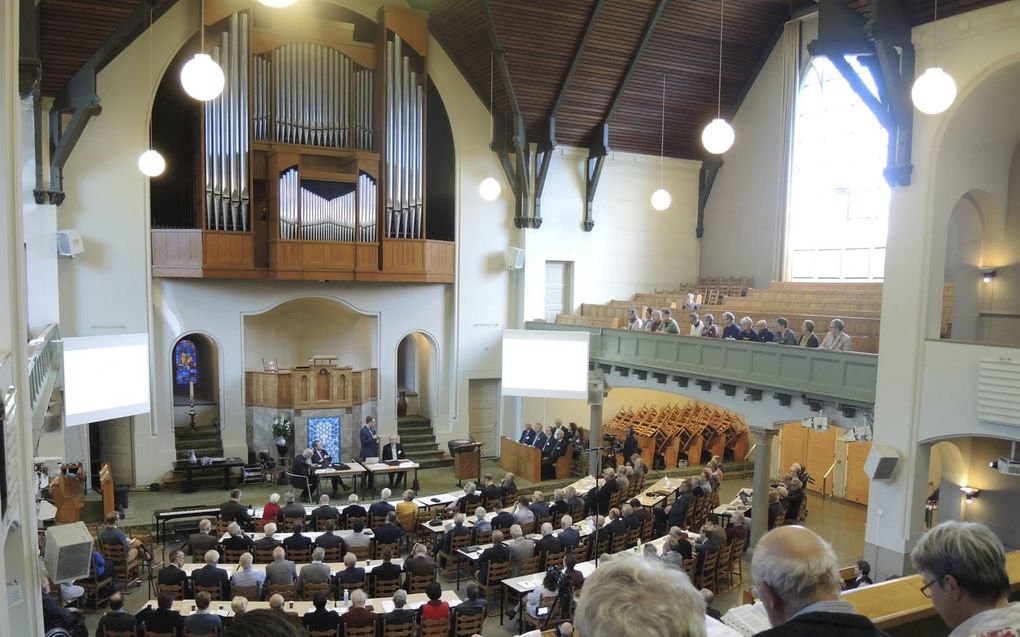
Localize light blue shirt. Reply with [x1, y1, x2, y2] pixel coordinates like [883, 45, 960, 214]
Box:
[791, 600, 858, 620]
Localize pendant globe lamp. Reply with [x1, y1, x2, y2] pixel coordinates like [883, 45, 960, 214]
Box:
[257, 0, 298, 7]
[479, 51, 501, 201]
[180, 0, 225, 102]
[650, 74, 671, 211]
[138, 7, 165, 177]
[911, 0, 956, 115]
[701, 0, 735, 155]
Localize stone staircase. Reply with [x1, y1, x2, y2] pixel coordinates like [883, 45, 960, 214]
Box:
[162, 424, 229, 491]
[397, 416, 450, 470]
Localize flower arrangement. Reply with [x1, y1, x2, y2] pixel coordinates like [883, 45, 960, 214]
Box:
[271, 415, 293, 447]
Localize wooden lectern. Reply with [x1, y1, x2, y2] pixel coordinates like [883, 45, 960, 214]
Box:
[450, 441, 483, 485]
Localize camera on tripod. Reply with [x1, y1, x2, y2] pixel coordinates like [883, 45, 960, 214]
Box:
[602, 434, 623, 454]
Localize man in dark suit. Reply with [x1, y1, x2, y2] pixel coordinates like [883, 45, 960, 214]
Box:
[187, 518, 218, 557]
[310, 494, 339, 529]
[368, 488, 396, 519]
[139, 593, 185, 636]
[157, 549, 192, 597]
[302, 593, 341, 633]
[97, 592, 137, 637]
[437, 513, 472, 569]
[557, 516, 580, 551]
[531, 424, 548, 450]
[621, 503, 643, 531]
[337, 552, 366, 588]
[192, 549, 230, 599]
[500, 473, 518, 502]
[314, 520, 346, 554]
[380, 435, 407, 487]
[752, 526, 889, 637]
[381, 589, 419, 627]
[373, 511, 405, 546]
[534, 523, 564, 567]
[311, 439, 349, 493]
[604, 508, 626, 540]
[220, 489, 253, 530]
[519, 423, 537, 445]
[373, 548, 403, 585]
[281, 521, 312, 553]
[291, 448, 317, 499]
[843, 560, 873, 590]
[541, 428, 569, 479]
[342, 493, 368, 526]
[184, 592, 223, 635]
[475, 529, 512, 583]
[254, 522, 282, 554]
[784, 479, 806, 524]
[655, 482, 692, 533]
[622, 429, 640, 463]
[480, 474, 503, 505]
[491, 508, 515, 530]
[222, 521, 255, 553]
[279, 492, 307, 522]
[360, 416, 380, 459]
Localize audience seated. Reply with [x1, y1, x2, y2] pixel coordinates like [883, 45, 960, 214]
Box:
[784, 478, 806, 523]
[98, 510, 151, 564]
[265, 546, 297, 587]
[227, 608, 304, 637]
[911, 521, 1020, 637]
[535, 522, 563, 560]
[396, 489, 419, 532]
[140, 593, 185, 636]
[309, 494, 339, 528]
[727, 513, 749, 546]
[800, 320, 820, 347]
[721, 312, 739, 339]
[298, 547, 331, 595]
[480, 474, 503, 504]
[508, 524, 535, 575]
[374, 548, 403, 584]
[843, 559, 873, 590]
[755, 319, 775, 343]
[188, 518, 218, 556]
[158, 549, 192, 597]
[702, 313, 719, 337]
[278, 492, 306, 522]
[526, 570, 560, 617]
[223, 521, 255, 553]
[373, 510, 405, 546]
[302, 592, 341, 632]
[420, 581, 450, 621]
[457, 582, 487, 616]
[774, 317, 798, 345]
[575, 557, 706, 637]
[261, 493, 282, 522]
[281, 521, 312, 554]
[821, 318, 852, 351]
[220, 489, 254, 529]
[702, 588, 723, 621]
[529, 490, 550, 519]
[266, 594, 302, 627]
[450, 482, 483, 513]
[621, 503, 642, 531]
[563, 553, 584, 591]
[230, 596, 248, 617]
[513, 496, 536, 525]
[381, 589, 418, 626]
[491, 507, 515, 530]
[557, 515, 580, 551]
[476, 529, 512, 583]
[346, 521, 372, 552]
[752, 526, 889, 637]
[767, 490, 785, 530]
[369, 488, 396, 518]
[604, 508, 626, 539]
[737, 317, 759, 341]
[500, 473, 518, 501]
[472, 506, 492, 533]
[337, 552, 366, 588]
[313, 519, 345, 554]
[404, 543, 437, 583]
[193, 549, 229, 598]
[255, 522, 282, 554]
[185, 591, 223, 634]
[96, 592, 137, 637]
[232, 552, 266, 596]
[342, 494, 368, 526]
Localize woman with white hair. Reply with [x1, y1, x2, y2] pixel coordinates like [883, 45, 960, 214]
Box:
[737, 316, 759, 341]
[261, 492, 281, 522]
[576, 556, 706, 637]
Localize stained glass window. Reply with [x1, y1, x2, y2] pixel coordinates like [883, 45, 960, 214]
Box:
[308, 416, 341, 461]
[174, 339, 199, 385]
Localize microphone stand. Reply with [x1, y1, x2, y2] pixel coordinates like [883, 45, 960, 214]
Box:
[582, 445, 611, 569]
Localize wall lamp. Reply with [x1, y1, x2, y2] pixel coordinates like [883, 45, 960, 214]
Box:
[979, 267, 996, 283]
[960, 485, 980, 502]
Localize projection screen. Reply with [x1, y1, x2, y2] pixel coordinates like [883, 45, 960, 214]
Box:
[63, 333, 151, 427]
[501, 329, 590, 400]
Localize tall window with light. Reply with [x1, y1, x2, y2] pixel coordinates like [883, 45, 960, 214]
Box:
[786, 56, 890, 281]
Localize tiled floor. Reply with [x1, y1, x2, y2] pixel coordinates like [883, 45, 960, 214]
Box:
[79, 462, 867, 635]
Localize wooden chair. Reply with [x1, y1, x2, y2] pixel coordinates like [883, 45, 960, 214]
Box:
[194, 583, 224, 601]
[609, 532, 629, 554]
[523, 594, 560, 630]
[381, 620, 416, 637]
[569, 502, 585, 521]
[301, 581, 331, 601]
[100, 541, 141, 591]
[253, 519, 267, 532]
[230, 584, 259, 601]
[623, 527, 640, 549]
[315, 518, 336, 531]
[591, 534, 610, 560]
[373, 541, 399, 560]
[368, 513, 385, 529]
[345, 516, 367, 531]
[571, 544, 588, 563]
[474, 560, 508, 612]
[517, 554, 541, 576]
[306, 630, 339, 637]
[474, 529, 492, 546]
[715, 544, 734, 590]
[76, 553, 114, 610]
[215, 519, 230, 536]
[345, 625, 376, 637]
[695, 550, 719, 591]
[254, 547, 276, 563]
[640, 516, 655, 542]
[503, 493, 518, 509]
[729, 537, 746, 582]
[282, 516, 305, 530]
[408, 573, 434, 594]
[437, 533, 472, 577]
[223, 548, 246, 563]
[337, 578, 365, 597]
[682, 557, 697, 574]
[373, 575, 401, 598]
[454, 610, 485, 636]
[265, 583, 296, 600]
[420, 618, 450, 637]
[542, 551, 564, 570]
[288, 548, 311, 563]
[157, 583, 184, 600]
[320, 546, 342, 562]
[349, 543, 371, 560]
[518, 521, 534, 535]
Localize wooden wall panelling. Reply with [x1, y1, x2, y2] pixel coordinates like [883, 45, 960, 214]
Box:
[805, 426, 838, 495]
[290, 366, 354, 410]
[203, 231, 255, 271]
[382, 239, 425, 274]
[779, 423, 809, 481]
[380, 8, 429, 57]
[151, 229, 203, 276]
[244, 372, 292, 408]
[424, 240, 455, 281]
[844, 440, 872, 505]
[356, 244, 380, 273]
[369, 368, 379, 400]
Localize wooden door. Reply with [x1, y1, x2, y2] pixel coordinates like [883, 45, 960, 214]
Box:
[99, 417, 135, 485]
[779, 423, 808, 480]
[544, 261, 572, 322]
[844, 440, 872, 505]
[468, 380, 500, 457]
[805, 426, 837, 495]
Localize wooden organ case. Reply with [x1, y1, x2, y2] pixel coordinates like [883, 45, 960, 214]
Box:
[151, 3, 454, 283]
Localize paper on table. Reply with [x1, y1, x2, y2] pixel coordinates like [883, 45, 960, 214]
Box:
[382, 601, 395, 613]
[721, 602, 771, 637]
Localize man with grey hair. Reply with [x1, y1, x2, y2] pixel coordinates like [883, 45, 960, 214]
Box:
[575, 556, 706, 637]
[279, 491, 306, 521]
[558, 515, 580, 551]
[821, 318, 852, 351]
[265, 546, 297, 586]
[310, 493, 339, 528]
[291, 447, 317, 499]
[192, 549, 229, 599]
[508, 524, 535, 575]
[910, 521, 1020, 637]
[187, 518, 218, 556]
[369, 487, 395, 519]
[535, 522, 563, 566]
[231, 552, 265, 596]
[627, 307, 644, 330]
[254, 522, 281, 554]
[381, 589, 417, 626]
[298, 547, 331, 595]
[751, 526, 888, 637]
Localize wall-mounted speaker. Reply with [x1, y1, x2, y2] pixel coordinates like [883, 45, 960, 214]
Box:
[505, 247, 525, 270]
[864, 445, 900, 481]
[56, 230, 85, 258]
[44, 522, 94, 582]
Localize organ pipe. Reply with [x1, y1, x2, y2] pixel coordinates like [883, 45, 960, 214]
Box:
[384, 35, 424, 239]
[277, 168, 377, 243]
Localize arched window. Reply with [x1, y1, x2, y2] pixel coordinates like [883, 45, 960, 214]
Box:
[174, 339, 198, 385]
[786, 56, 889, 281]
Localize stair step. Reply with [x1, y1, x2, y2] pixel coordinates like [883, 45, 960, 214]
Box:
[397, 416, 430, 425]
[397, 433, 436, 444]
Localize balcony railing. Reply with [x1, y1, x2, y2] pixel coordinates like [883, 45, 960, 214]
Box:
[26, 324, 60, 412]
[525, 322, 878, 407]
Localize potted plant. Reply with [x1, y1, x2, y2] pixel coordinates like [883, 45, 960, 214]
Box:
[272, 416, 293, 458]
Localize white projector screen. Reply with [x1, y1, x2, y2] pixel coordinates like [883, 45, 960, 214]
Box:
[63, 334, 151, 427]
[501, 329, 590, 400]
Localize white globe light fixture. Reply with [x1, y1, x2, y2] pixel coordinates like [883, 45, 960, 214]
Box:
[651, 188, 671, 211]
[180, 53, 225, 102]
[702, 118, 735, 155]
[138, 149, 166, 177]
[257, 0, 298, 6]
[912, 67, 957, 115]
[479, 177, 501, 201]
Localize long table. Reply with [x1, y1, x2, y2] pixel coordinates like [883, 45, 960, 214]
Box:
[182, 558, 403, 578]
[360, 460, 420, 492]
[173, 457, 246, 494]
[313, 464, 368, 495]
[145, 590, 462, 618]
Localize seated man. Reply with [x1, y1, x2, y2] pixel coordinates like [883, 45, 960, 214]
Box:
[549, 489, 570, 518]
[752, 526, 889, 637]
[281, 521, 312, 554]
[220, 489, 253, 529]
[98, 511, 150, 565]
[575, 557, 704, 637]
[531, 424, 549, 450]
[298, 547, 331, 595]
[843, 559, 873, 590]
[291, 448, 318, 499]
[911, 521, 1020, 636]
[222, 521, 255, 554]
[621, 503, 642, 531]
[436, 513, 472, 567]
[368, 487, 396, 519]
[773, 317, 799, 345]
[659, 308, 681, 334]
[396, 489, 419, 533]
[500, 473, 518, 502]
[381, 589, 418, 626]
[507, 524, 535, 575]
[380, 435, 408, 487]
[342, 494, 368, 527]
[231, 551, 266, 597]
[513, 496, 536, 526]
[479, 474, 503, 506]
[373, 510, 405, 546]
[309, 494, 339, 529]
[302, 592, 341, 633]
[192, 549, 229, 599]
[184, 591, 223, 634]
[754, 320, 775, 343]
[557, 515, 580, 551]
[373, 548, 403, 585]
[737, 317, 759, 341]
[187, 518, 218, 557]
[472, 506, 492, 533]
[278, 492, 307, 523]
[157, 549, 192, 597]
[475, 529, 512, 583]
[491, 507, 515, 530]
[341, 589, 378, 631]
[518, 423, 537, 445]
[345, 521, 372, 554]
[264, 546, 297, 587]
[534, 522, 563, 567]
[603, 508, 626, 540]
[97, 592, 137, 637]
[449, 481, 482, 514]
[529, 491, 550, 520]
[337, 552, 366, 589]
[457, 582, 487, 616]
[254, 522, 282, 554]
[140, 593, 184, 636]
[311, 439, 349, 494]
[314, 519, 346, 555]
[403, 543, 437, 584]
[820, 318, 852, 351]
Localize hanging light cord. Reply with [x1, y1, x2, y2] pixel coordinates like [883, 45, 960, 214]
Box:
[148, 6, 154, 149]
[489, 50, 495, 172]
[200, 0, 205, 53]
[932, 0, 939, 65]
[717, 0, 724, 118]
[659, 74, 665, 188]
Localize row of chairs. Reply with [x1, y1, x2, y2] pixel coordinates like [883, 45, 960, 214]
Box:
[688, 536, 747, 593]
[111, 615, 475, 637]
[159, 569, 438, 603]
[217, 538, 400, 564]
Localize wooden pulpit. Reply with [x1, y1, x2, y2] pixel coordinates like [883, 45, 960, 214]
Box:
[451, 441, 483, 484]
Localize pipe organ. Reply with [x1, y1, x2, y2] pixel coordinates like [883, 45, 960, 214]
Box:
[152, 5, 453, 283]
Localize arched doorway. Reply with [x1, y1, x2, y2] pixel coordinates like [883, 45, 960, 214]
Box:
[396, 331, 437, 422]
[170, 333, 224, 462]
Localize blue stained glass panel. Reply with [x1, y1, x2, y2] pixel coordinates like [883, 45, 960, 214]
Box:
[308, 416, 341, 461]
[174, 339, 198, 385]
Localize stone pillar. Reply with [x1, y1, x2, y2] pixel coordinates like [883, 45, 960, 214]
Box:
[749, 426, 779, 548]
[589, 401, 603, 477]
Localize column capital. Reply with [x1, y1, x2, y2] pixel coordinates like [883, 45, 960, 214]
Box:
[749, 426, 780, 444]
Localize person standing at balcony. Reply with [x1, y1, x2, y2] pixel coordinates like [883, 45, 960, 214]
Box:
[821, 319, 852, 352]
